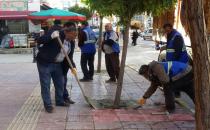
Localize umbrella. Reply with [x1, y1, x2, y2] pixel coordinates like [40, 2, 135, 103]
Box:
[28, 8, 86, 21]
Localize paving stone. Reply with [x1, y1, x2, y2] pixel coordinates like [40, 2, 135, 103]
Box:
[68, 106, 92, 116]
[35, 122, 66, 130]
[152, 128, 167, 130]
[169, 114, 195, 121]
[122, 121, 151, 129]
[150, 121, 178, 129]
[144, 114, 168, 122]
[117, 114, 146, 122]
[38, 107, 68, 123]
[174, 121, 195, 128]
[66, 122, 94, 129]
[180, 128, 195, 130]
[138, 108, 162, 114]
[68, 115, 93, 122]
[94, 121, 122, 129]
[0, 123, 9, 130]
[123, 128, 138, 130]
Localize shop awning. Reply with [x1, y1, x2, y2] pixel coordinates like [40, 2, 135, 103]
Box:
[0, 11, 34, 20]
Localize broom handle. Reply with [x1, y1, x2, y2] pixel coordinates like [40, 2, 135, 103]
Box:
[57, 37, 87, 97]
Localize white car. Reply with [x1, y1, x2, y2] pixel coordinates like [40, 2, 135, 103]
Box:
[142, 28, 153, 40]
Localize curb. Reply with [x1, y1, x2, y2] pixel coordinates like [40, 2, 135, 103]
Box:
[0, 48, 33, 54]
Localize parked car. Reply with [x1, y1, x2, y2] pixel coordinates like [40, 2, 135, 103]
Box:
[142, 28, 153, 40]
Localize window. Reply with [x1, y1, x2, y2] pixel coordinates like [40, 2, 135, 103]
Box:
[0, 20, 8, 35]
[7, 20, 28, 34]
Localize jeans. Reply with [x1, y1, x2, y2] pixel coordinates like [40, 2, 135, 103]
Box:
[62, 49, 76, 99]
[80, 53, 95, 79]
[62, 65, 69, 99]
[37, 62, 64, 108]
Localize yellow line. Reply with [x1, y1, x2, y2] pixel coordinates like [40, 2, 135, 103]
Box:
[7, 84, 43, 130]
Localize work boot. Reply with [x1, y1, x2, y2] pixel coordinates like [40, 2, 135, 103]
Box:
[56, 102, 70, 107]
[64, 98, 75, 104]
[45, 106, 54, 113]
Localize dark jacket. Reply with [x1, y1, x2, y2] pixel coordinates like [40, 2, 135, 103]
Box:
[166, 29, 186, 61]
[36, 25, 65, 64]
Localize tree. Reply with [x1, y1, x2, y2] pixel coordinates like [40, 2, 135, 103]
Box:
[111, 0, 177, 107]
[184, 0, 210, 129]
[69, 5, 92, 20]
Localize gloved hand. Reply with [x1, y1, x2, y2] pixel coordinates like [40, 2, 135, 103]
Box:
[51, 31, 59, 39]
[137, 98, 146, 106]
[71, 68, 77, 75]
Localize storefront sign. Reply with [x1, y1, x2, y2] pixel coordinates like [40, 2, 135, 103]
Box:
[0, 0, 27, 11]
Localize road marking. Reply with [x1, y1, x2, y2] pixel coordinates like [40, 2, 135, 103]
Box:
[7, 84, 43, 130]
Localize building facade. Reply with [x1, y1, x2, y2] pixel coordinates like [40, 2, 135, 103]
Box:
[0, 0, 41, 47]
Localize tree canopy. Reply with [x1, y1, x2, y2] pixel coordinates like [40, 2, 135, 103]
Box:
[85, 0, 177, 25]
[69, 5, 92, 20]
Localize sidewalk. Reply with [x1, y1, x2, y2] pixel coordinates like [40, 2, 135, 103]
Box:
[0, 61, 195, 130]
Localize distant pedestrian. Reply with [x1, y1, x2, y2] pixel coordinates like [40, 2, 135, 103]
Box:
[138, 61, 195, 113]
[102, 23, 120, 83]
[132, 30, 139, 46]
[78, 21, 96, 82]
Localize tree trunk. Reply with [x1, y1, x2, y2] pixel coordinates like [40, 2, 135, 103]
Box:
[97, 16, 103, 73]
[176, 0, 181, 29]
[113, 20, 130, 107]
[185, 0, 210, 129]
[203, 0, 210, 34]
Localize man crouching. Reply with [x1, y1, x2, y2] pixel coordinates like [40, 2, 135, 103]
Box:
[137, 60, 195, 113]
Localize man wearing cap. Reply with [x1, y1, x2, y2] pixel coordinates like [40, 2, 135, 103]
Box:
[137, 60, 194, 113]
[78, 21, 96, 82]
[36, 20, 75, 113]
